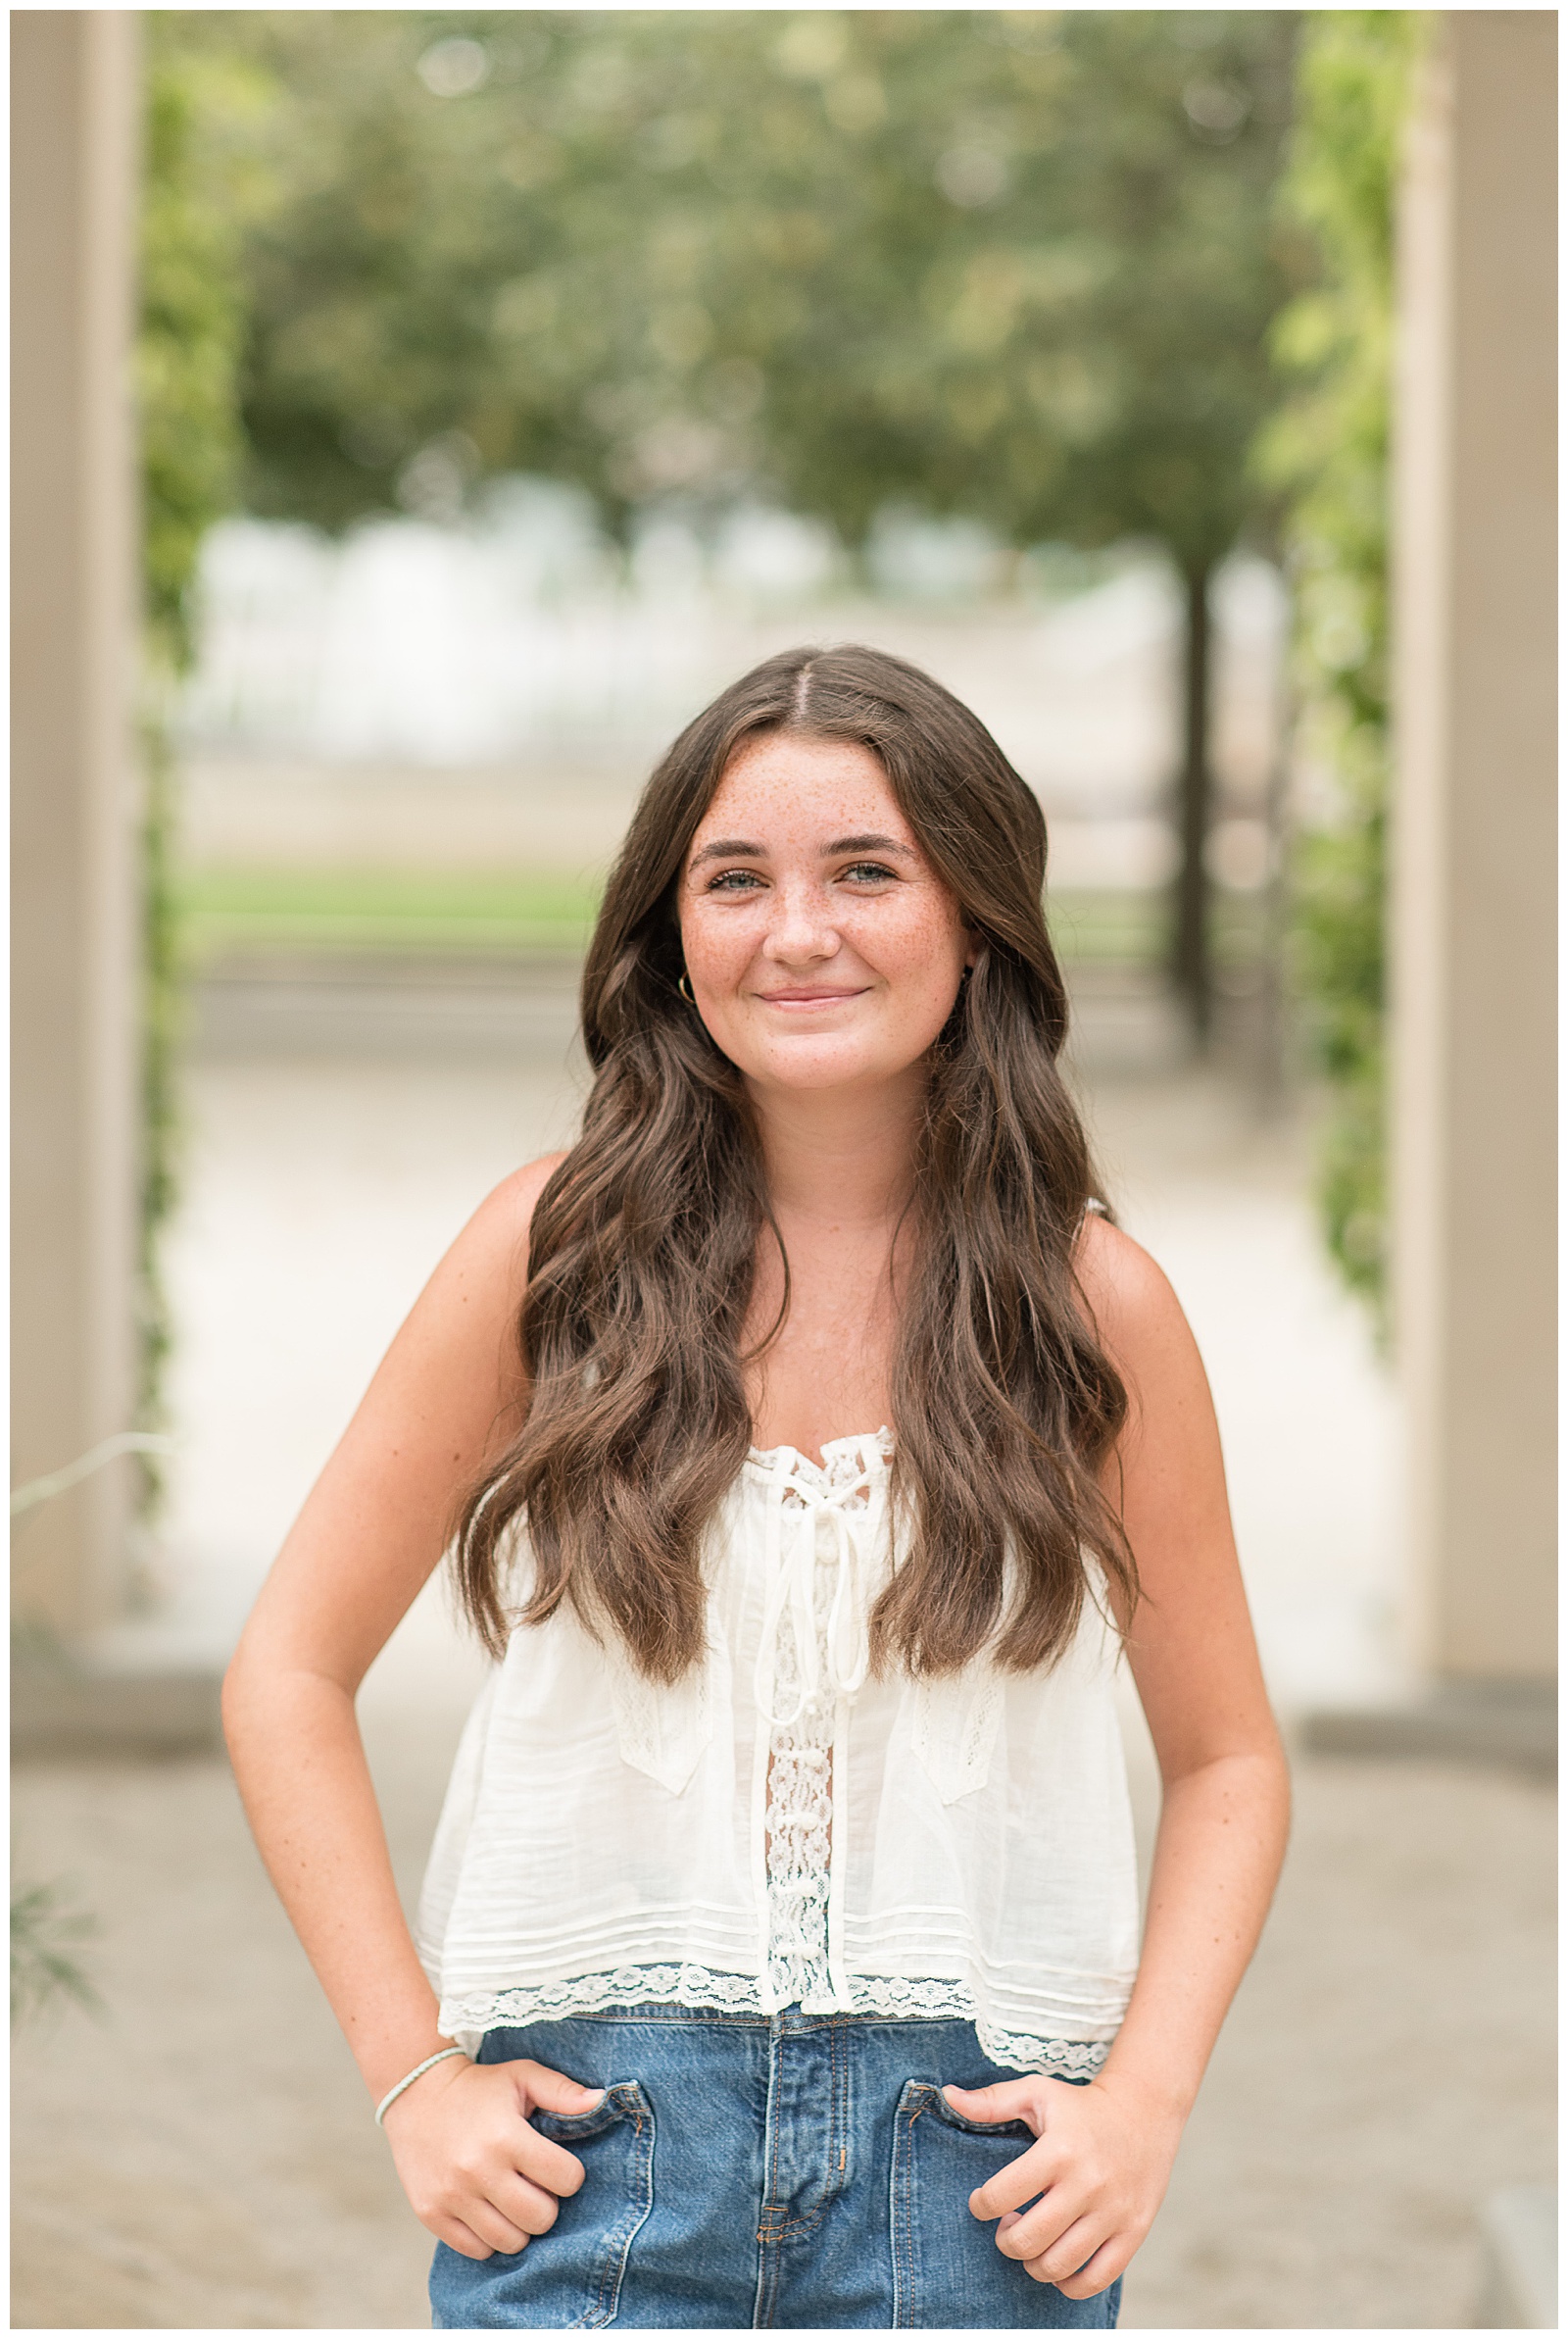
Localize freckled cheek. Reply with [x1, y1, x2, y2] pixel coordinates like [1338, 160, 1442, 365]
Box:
[849, 904, 965, 995]
[679, 906, 762, 987]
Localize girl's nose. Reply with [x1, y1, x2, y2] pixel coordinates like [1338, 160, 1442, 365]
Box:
[762, 882, 839, 965]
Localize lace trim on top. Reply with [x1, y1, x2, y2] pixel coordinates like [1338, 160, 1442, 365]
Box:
[763, 1463, 846, 2006]
[443, 1961, 1110, 2080]
[749, 1431, 892, 2009]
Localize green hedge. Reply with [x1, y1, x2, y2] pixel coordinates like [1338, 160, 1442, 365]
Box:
[135, 19, 268, 1495]
[1258, 11, 1423, 1334]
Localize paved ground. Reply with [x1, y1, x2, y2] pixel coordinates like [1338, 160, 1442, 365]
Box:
[11, 976, 1554, 2329]
[13, 1728, 1553, 2330]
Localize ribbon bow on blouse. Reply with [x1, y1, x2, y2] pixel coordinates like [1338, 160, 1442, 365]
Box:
[753, 1443, 890, 1730]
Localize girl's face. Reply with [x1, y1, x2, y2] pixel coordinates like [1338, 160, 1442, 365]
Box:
[677, 731, 976, 1098]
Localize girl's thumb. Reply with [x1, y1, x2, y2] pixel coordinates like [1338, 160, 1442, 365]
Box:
[943, 2079, 1025, 2119]
[526, 2065, 606, 2114]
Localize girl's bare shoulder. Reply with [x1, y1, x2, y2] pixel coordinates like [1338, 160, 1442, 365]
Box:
[475, 1151, 569, 1242]
[1072, 1210, 1196, 1382]
[426, 1151, 569, 1316]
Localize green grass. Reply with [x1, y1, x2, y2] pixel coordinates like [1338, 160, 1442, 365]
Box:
[176, 865, 1265, 978]
[1046, 888, 1168, 968]
[1046, 888, 1270, 971]
[175, 865, 606, 959]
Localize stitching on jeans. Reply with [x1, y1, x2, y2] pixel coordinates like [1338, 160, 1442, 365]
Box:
[583, 2099, 628, 2327]
[754, 2225, 779, 2329]
[759, 2023, 847, 2246]
[832, 2017, 846, 2194]
[890, 2084, 920, 2328]
[761, 2020, 789, 2236]
[819, 2018, 840, 2212]
[759, 2032, 784, 2325]
[559, 2007, 768, 2028]
[754, 2033, 783, 2328]
[896, 2082, 916, 2328]
[593, 2118, 644, 2323]
[765, 2066, 782, 2223]
[573, 2085, 653, 2329]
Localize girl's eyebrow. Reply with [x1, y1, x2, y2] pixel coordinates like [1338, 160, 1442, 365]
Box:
[826, 833, 914, 858]
[688, 831, 914, 869]
[689, 837, 764, 868]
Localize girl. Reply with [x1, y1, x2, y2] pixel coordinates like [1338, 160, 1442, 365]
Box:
[224, 645, 1289, 2330]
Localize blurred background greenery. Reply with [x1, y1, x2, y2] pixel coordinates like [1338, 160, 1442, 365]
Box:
[137, 7, 1418, 1438]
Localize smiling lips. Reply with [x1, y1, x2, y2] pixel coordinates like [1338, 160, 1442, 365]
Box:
[755, 987, 868, 1008]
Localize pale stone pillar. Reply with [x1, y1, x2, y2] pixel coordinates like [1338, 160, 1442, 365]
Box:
[11, 13, 142, 1635]
[1390, 12, 1556, 1688]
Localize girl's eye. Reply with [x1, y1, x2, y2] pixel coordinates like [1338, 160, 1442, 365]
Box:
[840, 862, 898, 884]
[707, 869, 765, 893]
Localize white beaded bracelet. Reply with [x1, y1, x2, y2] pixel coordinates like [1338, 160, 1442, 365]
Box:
[374, 2045, 469, 2127]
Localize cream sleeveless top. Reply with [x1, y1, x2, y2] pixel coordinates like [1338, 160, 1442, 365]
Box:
[417, 1430, 1141, 2079]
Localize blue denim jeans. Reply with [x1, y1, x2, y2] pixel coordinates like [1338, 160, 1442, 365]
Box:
[428, 2005, 1122, 2329]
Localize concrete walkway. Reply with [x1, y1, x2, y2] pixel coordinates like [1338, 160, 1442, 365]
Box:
[12, 990, 1554, 2329]
[13, 1720, 1553, 2329]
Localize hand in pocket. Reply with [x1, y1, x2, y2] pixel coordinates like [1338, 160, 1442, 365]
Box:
[383, 2054, 604, 2261]
[945, 2069, 1181, 2300]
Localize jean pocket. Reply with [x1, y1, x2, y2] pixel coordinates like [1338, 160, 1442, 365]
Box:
[430, 2081, 655, 2331]
[890, 2081, 1115, 2331]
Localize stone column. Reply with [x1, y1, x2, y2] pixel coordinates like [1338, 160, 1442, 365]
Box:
[11, 13, 142, 1636]
[1390, 13, 1556, 1694]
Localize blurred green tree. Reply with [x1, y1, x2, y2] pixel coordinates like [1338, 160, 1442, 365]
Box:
[179, 13, 1300, 1027]
[1256, 11, 1422, 1328]
[661, 12, 1302, 1033]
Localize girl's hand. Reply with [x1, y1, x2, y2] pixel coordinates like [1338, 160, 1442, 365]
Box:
[382, 2055, 605, 2260]
[944, 2069, 1183, 2298]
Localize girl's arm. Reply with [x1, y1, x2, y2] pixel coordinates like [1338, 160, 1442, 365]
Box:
[222, 1154, 603, 2261]
[947, 1217, 1291, 2297]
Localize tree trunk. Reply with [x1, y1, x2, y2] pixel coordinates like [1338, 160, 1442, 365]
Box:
[1172, 563, 1213, 1039]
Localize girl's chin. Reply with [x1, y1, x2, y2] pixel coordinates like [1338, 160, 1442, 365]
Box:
[734, 1044, 931, 1094]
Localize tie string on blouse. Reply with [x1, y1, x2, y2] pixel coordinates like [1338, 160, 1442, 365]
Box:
[753, 1449, 888, 1730]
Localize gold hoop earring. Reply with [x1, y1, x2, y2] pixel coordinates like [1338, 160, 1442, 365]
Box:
[678, 970, 695, 1005]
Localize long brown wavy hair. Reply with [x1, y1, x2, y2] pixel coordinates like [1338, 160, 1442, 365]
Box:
[455, 643, 1136, 1680]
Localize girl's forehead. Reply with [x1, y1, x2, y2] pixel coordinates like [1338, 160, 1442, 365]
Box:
[695, 733, 910, 836]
